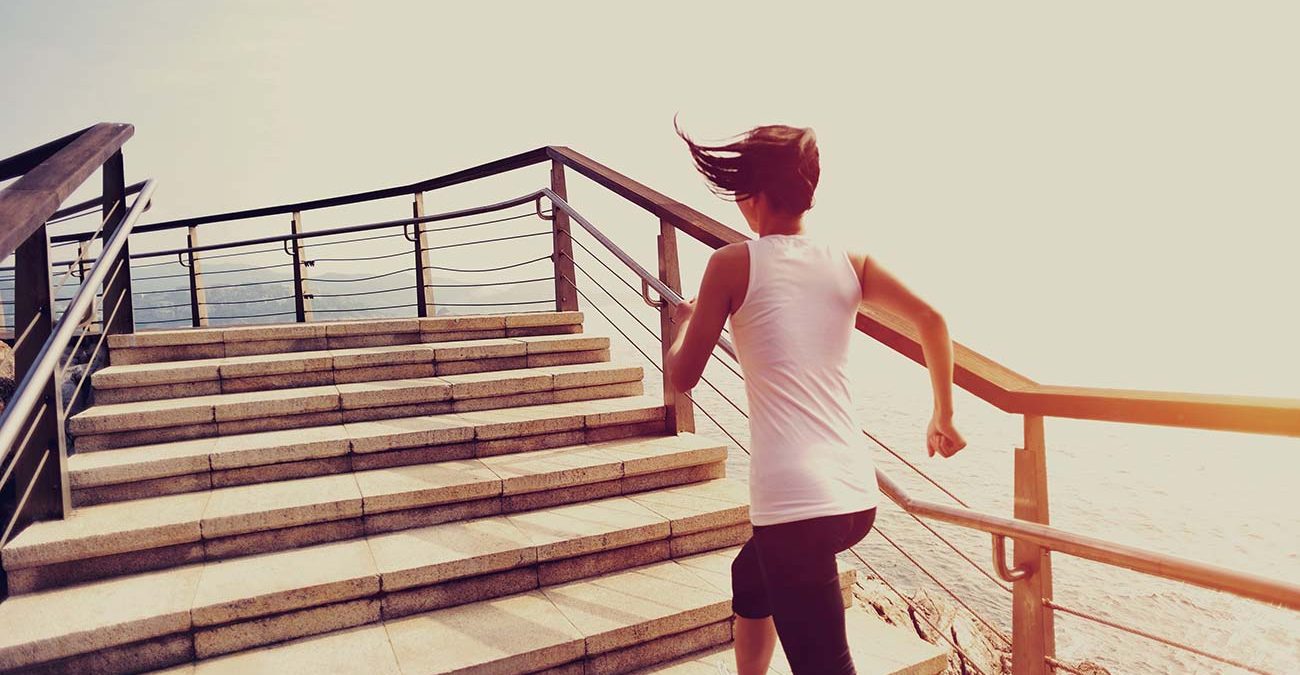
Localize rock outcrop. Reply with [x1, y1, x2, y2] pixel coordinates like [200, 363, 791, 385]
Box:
[853, 574, 1112, 675]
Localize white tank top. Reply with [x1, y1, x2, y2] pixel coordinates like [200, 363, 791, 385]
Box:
[729, 234, 880, 526]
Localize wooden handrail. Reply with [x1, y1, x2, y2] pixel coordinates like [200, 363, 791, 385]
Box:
[0, 123, 135, 261]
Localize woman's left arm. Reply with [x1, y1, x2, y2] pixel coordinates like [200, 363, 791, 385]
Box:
[666, 244, 744, 392]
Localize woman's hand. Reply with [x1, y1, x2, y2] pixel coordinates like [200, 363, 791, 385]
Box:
[926, 413, 966, 458]
[671, 298, 697, 325]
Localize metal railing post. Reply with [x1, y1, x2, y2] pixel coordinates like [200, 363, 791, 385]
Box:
[186, 226, 208, 327]
[657, 219, 695, 434]
[550, 160, 578, 312]
[100, 151, 133, 335]
[412, 192, 435, 317]
[1012, 414, 1055, 674]
[9, 223, 69, 523]
[289, 211, 313, 323]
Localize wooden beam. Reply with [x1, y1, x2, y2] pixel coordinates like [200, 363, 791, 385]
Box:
[413, 193, 435, 317]
[550, 161, 578, 312]
[1011, 415, 1054, 674]
[657, 220, 694, 434]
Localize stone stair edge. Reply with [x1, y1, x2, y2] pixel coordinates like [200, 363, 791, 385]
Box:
[0, 484, 760, 672]
[106, 311, 586, 349]
[92, 333, 612, 390]
[68, 394, 670, 489]
[4, 433, 733, 573]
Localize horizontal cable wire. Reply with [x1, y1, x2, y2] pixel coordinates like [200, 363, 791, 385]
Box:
[312, 249, 409, 264]
[310, 303, 416, 314]
[310, 268, 408, 284]
[423, 255, 552, 274]
[421, 230, 550, 253]
[311, 284, 414, 299]
[1045, 599, 1270, 674]
[426, 276, 554, 289]
[199, 295, 297, 306]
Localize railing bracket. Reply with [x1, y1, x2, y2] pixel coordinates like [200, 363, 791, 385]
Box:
[992, 534, 1032, 582]
[535, 196, 554, 221]
[641, 278, 666, 310]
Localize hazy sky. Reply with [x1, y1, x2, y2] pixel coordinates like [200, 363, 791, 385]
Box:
[2, 1, 1297, 398]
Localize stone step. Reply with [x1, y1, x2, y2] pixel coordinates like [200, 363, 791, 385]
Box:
[3, 434, 729, 594]
[68, 395, 667, 506]
[68, 362, 646, 451]
[92, 334, 611, 404]
[638, 606, 950, 675]
[0, 486, 764, 674]
[105, 311, 585, 365]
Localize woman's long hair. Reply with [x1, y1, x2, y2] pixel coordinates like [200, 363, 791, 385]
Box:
[675, 116, 820, 214]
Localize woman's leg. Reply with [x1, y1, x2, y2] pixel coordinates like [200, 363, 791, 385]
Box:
[731, 537, 778, 674]
[752, 512, 867, 675]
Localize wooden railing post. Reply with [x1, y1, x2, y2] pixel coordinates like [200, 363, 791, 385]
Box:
[186, 227, 208, 327]
[657, 220, 695, 434]
[550, 160, 578, 312]
[10, 223, 70, 522]
[100, 150, 133, 335]
[412, 192, 435, 317]
[289, 211, 313, 323]
[1012, 414, 1055, 674]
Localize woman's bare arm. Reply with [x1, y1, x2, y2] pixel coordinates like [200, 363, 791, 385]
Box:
[666, 244, 746, 392]
[852, 253, 966, 457]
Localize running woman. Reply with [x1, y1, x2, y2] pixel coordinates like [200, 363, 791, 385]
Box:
[666, 121, 967, 675]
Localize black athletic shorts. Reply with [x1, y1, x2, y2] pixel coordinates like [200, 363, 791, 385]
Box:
[731, 507, 877, 675]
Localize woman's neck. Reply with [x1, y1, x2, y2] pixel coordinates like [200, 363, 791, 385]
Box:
[757, 214, 805, 237]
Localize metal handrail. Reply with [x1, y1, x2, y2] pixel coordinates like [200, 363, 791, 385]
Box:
[0, 180, 156, 465]
[541, 189, 1300, 612]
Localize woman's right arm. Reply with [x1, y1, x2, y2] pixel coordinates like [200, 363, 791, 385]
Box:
[852, 253, 967, 458]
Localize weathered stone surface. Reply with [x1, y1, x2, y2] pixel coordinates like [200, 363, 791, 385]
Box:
[108, 329, 222, 349]
[537, 539, 671, 587]
[223, 337, 328, 358]
[380, 566, 538, 620]
[384, 590, 585, 674]
[204, 518, 364, 561]
[349, 442, 476, 471]
[454, 404, 586, 440]
[74, 422, 218, 452]
[210, 456, 351, 489]
[476, 430, 588, 458]
[335, 363, 438, 386]
[363, 497, 502, 535]
[191, 539, 379, 626]
[188, 624, 400, 675]
[518, 333, 608, 354]
[345, 415, 474, 453]
[69, 397, 215, 435]
[324, 319, 419, 337]
[553, 380, 644, 404]
[452, 390, 555, 412]
[625, 478, 749, 535]
[211, 385, 340, 422]
[579, 395, 665, 427]
[68, 437, 216, 488]
[329, 344, 434, 369]
[73, 472, 213, 507]
[5, 542, 205, 595]
[217, 351, 333, 379]
[669, 523, 752, 558]
[0, 564, 202, 670]
[419, 314, 507, 333]
[210, 425, 349, 470]
[219, 322, 325, 343]
[433, 356, 529, 376]
[217, 410, 342, 436]
[94, 379, 225, 404]
[443, 368, 553, 400]
[541, 362, 643, 390]
[353, 460, 501, 514]
[587, 620, 732, 675]
[480, 444, 624, 496]
[621, 462, 724, 494]
[337, 378, 451, 410]
[430, 338, 526, 361]
[200, 473, 362, 539]
[502, 479, 623, 513]
[193, 597, 379, 659]
[367, 516, 535, 591]
[526, 349, 610, 369]
[505, 311, 583, 328]
[93, 359, 222, 389]
[111, 343, 227, 366]
[542, 559, 730, 655]
[420, 328, 508, 343]
[220, 370, 337, 394]
[2, 491, 210, 569]
[507, 496, 669, 562]
[340, 401, 453, 423]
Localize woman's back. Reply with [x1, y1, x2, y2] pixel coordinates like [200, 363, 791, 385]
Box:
[730, 234, 879, 526]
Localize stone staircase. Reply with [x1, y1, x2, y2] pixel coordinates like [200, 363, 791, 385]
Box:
[0, 311, 946, 674]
